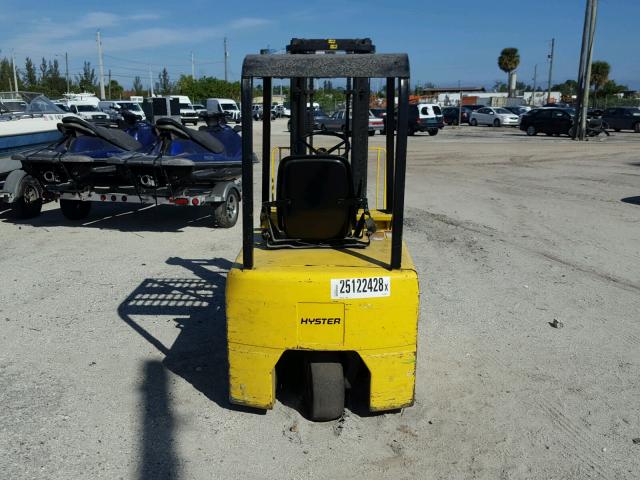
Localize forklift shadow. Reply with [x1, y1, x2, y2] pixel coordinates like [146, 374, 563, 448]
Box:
[138, 360, 180, 480]
[621, 196, 640, 206]
[118, 257, 262, 414]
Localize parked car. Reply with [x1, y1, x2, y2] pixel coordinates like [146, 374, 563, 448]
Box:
[470, 107, 520, 127]
[192, 103, 207, 118]
[114, 100, 147, 121]
[504, 105, 532, 117]
[206, 98, 241, 123]
[602, 107, 640, 132]
[519, 107, 575, 136]
[442, 106, 461, 125]
[170, 95, 199, 125]
[370, 108, 386, 118]
[321, 109, 384, 135]
[66, 103, 109, 122]
[442, 105, 485, 125]
[587, 108, 604, 118]
[383, 103, 444, 135]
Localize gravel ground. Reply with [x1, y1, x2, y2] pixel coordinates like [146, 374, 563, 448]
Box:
[1, 120, 639, 479]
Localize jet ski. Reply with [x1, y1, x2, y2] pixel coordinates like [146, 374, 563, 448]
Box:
[11, 114, 245, 227]
[4, 115, 152, 218]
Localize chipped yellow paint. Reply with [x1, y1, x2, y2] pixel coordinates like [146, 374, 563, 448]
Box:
[226, 229, 420, 412]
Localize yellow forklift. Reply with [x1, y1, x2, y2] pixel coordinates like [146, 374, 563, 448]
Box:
[226, 38, 419, 420]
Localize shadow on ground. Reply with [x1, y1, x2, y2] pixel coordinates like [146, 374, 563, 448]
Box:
[139, 360, 179, 480]
[118, 257, 258, 413]
[119, 257, 377, 424]
[621, 196, 640, 206]
[1, 203, 219, 232]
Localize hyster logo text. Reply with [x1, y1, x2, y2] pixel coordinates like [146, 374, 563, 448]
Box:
[300, 317, 342, 325]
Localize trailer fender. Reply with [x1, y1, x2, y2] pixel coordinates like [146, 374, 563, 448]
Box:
[209, 181, 242, 204]
[1, 169, 42, 203]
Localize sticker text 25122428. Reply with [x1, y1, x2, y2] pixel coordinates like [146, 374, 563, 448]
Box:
[331, 277, 390, 299]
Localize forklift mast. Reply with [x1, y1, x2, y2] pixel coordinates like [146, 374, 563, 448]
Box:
[240, 38, 410, 270]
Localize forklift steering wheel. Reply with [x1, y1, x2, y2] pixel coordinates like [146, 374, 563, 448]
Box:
[300, 131, 350, 158]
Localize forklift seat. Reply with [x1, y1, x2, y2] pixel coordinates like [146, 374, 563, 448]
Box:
[276, 155, 357, 241]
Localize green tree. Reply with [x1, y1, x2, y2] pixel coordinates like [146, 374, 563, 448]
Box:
[156, 67, 173, 95]
[132, 76, 145, 96]
[599, 79, 627, 97]
[22, 57, 37, 90]
[551, 80, 578, 99]
[39, 57, 48, 87]
[590, 61, 610, 97]
[108, 79, 124, 99]
[498, 47, 520, 97]
[76, 61, 97, 93]
[47, 59, 66, 97]
[0, 57, 13, 90]
[176, 75, 240, 102]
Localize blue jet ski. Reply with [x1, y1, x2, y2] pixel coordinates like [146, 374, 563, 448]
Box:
[12, 113, 245, 227]
[6, 115, 155, 219]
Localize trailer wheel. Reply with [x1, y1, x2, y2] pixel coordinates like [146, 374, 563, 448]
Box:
[60, 199, 91, 221]
[304, 353, 345, 421]
[11, 175, 43, 219]
[213, 189, 239, 228]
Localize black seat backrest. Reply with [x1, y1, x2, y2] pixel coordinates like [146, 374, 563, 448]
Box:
[155, 117, 224, 153]
[276, 155, 355, 241]
[60, 116, 142, 151]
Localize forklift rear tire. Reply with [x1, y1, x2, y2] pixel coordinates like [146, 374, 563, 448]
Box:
[60, 199, 91, 220]
[213, 190, 239, 228]
[11, 175, 43, 219]
[304, 354, 345, 421]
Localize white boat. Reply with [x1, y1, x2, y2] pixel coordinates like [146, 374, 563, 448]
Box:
[0, 92, 73, 157]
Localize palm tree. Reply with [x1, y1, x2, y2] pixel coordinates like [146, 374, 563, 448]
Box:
[590, 61, 610, 98]
[498, 48, 520, 97]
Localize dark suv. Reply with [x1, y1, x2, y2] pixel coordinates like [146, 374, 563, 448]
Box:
[602, 107, 640, 133]
[519, 108, 575, 136]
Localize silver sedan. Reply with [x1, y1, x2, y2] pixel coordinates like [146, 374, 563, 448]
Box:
[470, 107, 521, 127]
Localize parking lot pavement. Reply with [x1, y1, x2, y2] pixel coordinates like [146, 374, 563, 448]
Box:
[1, 120, 639, 479]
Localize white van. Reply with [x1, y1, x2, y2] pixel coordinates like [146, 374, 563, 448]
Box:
[63, 93, 108, 122]
[170, 95, 199, 125]
[206, 98, 241, 123]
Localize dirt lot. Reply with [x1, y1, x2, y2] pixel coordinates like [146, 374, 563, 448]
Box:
[1, 120, 639, 479]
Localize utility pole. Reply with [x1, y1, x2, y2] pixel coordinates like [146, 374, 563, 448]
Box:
[149, 66, 154, 97]
[96, 30, 106, 99]
[224, 37, 228, 82]
[11, 50, 19, 93]
[531, 64, 537, 105]
[191, 51, 195, 78]
[65, 52, 70, 93]
[546, 38, 555, 104]
[457, 80, 463, 126]
[576, 0, 598, 140]
[108, 69, 112, 99]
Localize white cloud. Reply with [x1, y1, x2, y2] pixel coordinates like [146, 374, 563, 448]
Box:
[4, 12, 271, 59]
[78, 11, 162, 29]
[79, 12, 119, 28]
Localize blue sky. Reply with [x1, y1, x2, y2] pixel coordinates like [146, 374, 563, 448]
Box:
[1, 0, 638, 90]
